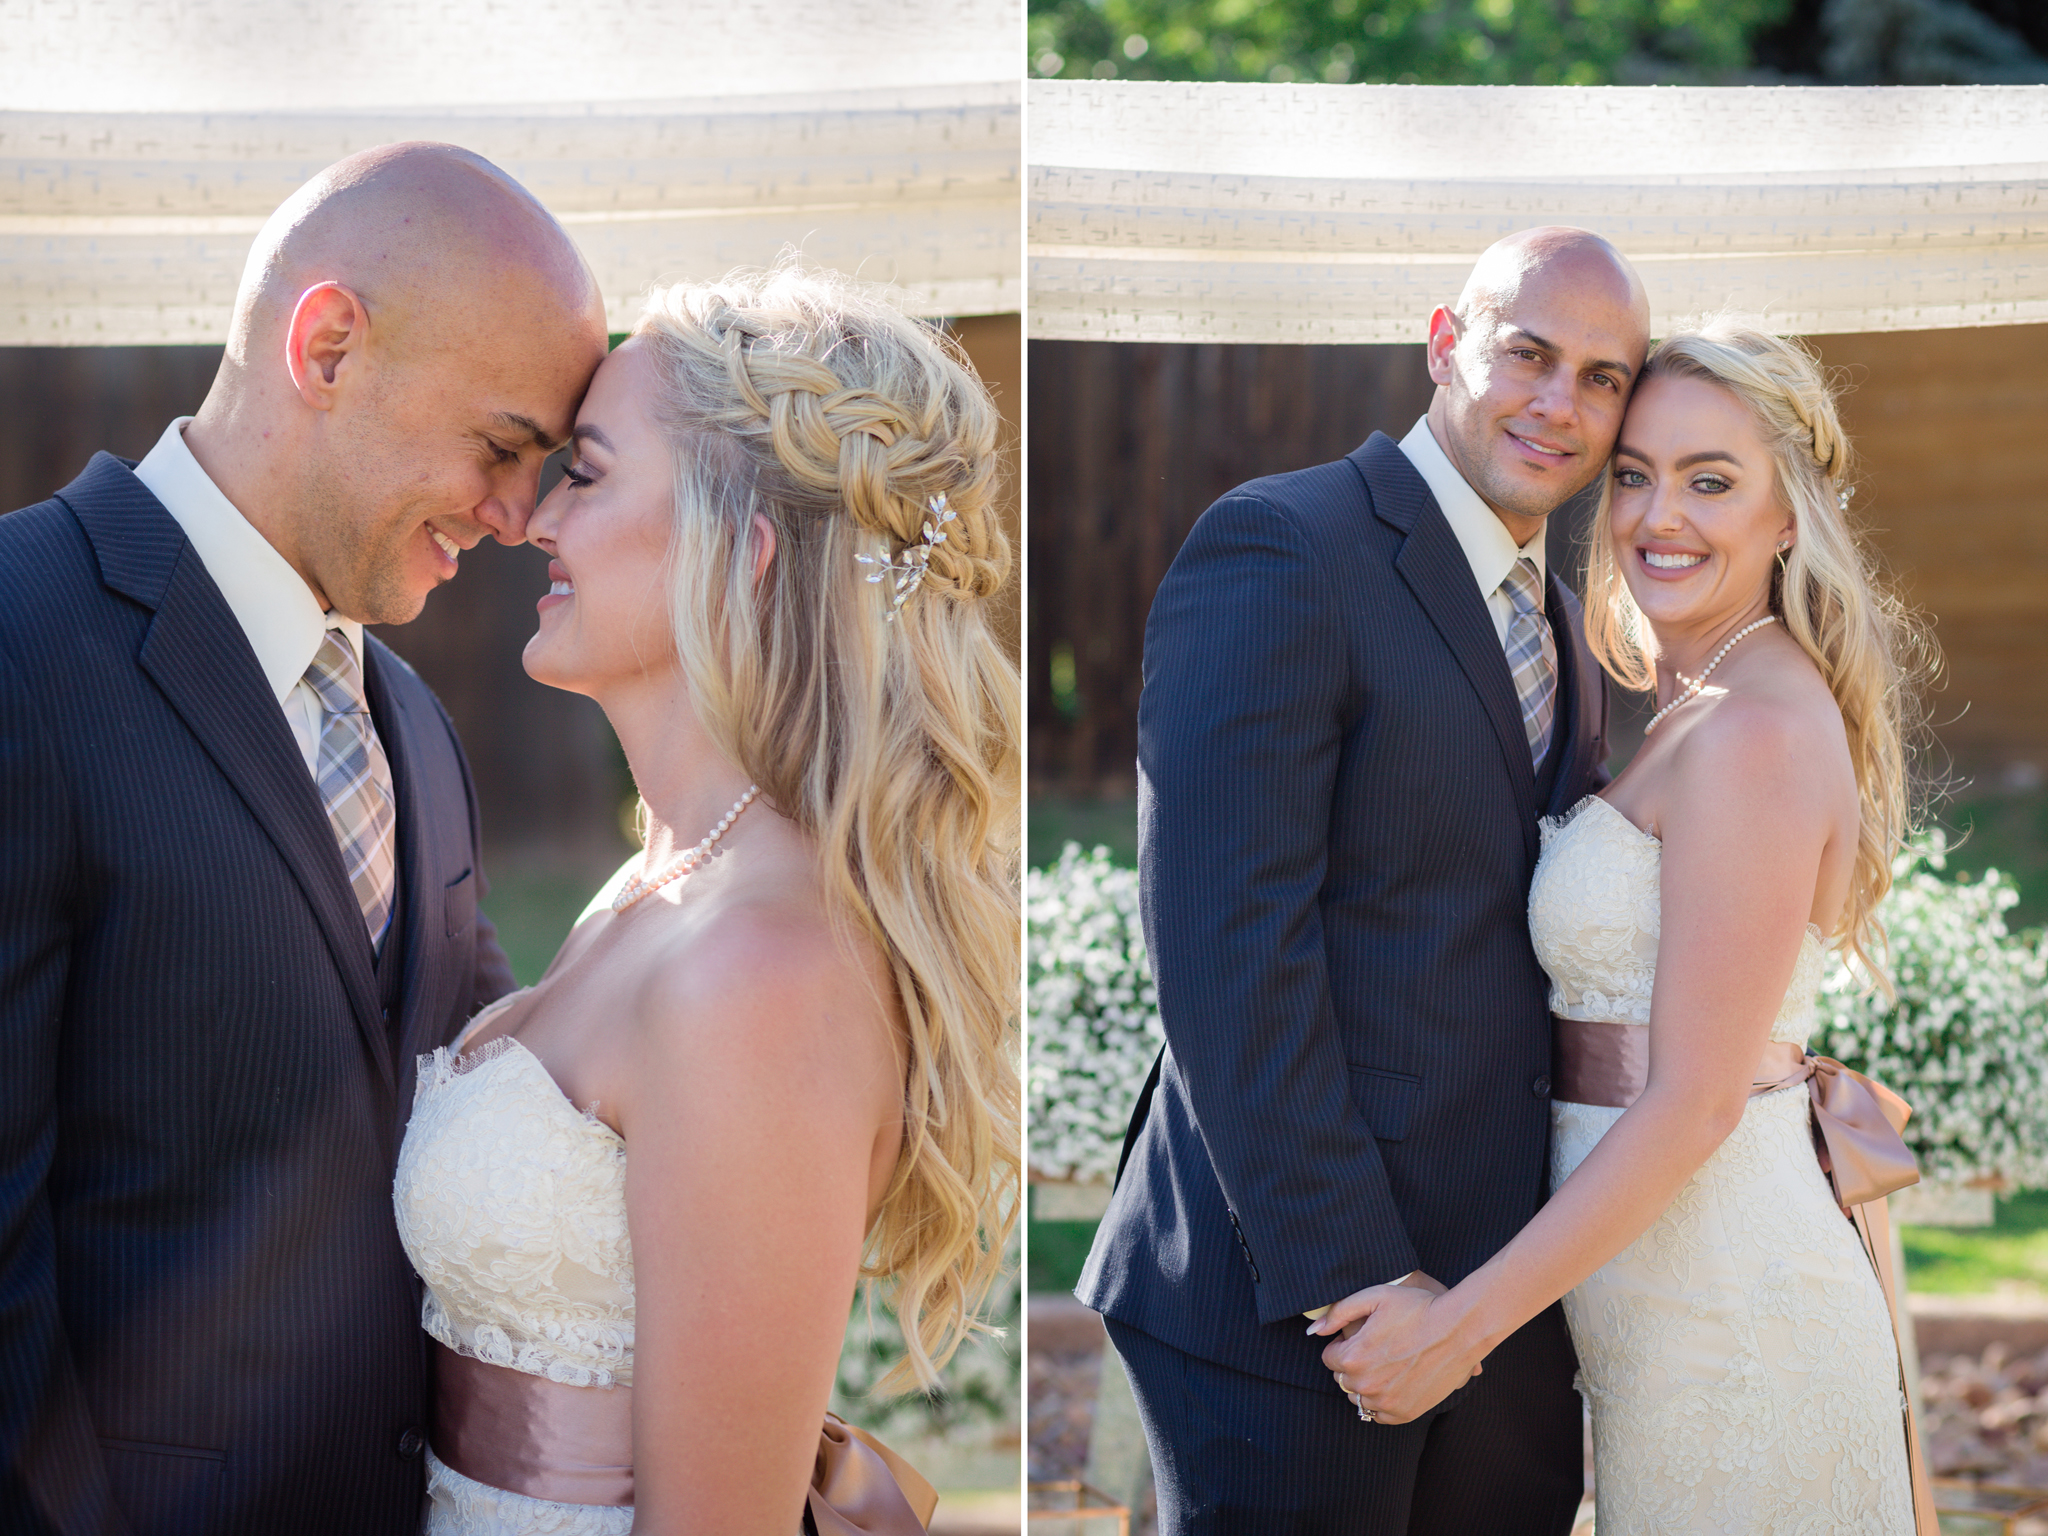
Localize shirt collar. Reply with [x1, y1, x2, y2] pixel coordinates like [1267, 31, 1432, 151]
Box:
[1397, 415, 1546, 601]
[133, 417, 365, 702]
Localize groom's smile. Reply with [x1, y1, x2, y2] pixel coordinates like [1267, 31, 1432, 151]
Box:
[1505, 428, 1572, 460]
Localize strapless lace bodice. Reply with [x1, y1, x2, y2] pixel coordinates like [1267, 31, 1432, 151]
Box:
[1529, 794, 1826, 1047]
[394, 994, 635, 1389]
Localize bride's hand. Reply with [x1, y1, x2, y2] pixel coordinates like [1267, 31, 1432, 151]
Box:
[1308, 1280, 1485, 1425]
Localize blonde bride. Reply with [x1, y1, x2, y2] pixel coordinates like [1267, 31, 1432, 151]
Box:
[394, 265, 1020, 1534]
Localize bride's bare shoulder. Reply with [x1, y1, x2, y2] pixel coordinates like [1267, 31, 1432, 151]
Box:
[628, 891, 900, 1089]
[1670, 654, 1853, 816]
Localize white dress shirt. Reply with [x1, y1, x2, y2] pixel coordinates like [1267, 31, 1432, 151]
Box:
[1397, 415, 1547, 645]
[133, 417, 366, 778]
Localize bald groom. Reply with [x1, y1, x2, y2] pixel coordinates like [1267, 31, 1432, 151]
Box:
[0, 144, 609, 1535]
[1080, 229, 1649, 1535]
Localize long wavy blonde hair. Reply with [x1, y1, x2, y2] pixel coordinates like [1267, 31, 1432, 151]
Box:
[1581, 321, 1935, 986]
[633, 264, 1019, 1391]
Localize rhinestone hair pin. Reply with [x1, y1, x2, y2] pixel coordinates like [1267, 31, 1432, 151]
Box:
[855, 495, 957, 622]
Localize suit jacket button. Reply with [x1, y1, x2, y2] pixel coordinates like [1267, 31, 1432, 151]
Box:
[397, 1427, 425, 1458]
[1532, 1074, 1552, 1098]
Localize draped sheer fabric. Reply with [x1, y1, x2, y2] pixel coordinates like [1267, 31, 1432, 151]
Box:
[1029, 82, 2048, 343]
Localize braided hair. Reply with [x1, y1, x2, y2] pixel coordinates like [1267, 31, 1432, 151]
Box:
[1582, 320, 1935, 990]
[634, 263, 1018, 1390]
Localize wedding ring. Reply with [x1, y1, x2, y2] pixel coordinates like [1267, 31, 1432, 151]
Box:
[1359, 1405, 1376, 1423]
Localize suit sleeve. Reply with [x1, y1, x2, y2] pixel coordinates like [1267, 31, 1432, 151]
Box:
[1137, 494, 1419, 1323]
[0, 636, 127, 1535]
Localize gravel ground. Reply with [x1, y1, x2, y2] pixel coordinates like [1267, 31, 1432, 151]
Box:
[1923, 1341, 2048, 1532]
[1027, 1339, 1104, 1485]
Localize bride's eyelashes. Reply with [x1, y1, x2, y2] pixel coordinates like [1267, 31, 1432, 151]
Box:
[1613, 466, 1735, 496]
[561, 462, 594, 489]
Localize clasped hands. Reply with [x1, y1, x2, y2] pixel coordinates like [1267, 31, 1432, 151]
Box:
[1308, 1271, 1487, 1426]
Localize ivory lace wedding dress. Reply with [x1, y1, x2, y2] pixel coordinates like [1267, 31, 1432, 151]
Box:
[395, 991, 637, 1535]
[1530, 795, 1914, 1535]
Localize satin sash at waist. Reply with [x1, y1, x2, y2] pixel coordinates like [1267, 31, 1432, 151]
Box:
[1549, 1015, 1919, 1208]
[433, 1343, 634, 1506]
[430, 1342, 938, 1532]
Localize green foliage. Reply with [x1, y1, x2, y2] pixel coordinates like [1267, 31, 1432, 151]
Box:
[1028, 0, 1796, 86]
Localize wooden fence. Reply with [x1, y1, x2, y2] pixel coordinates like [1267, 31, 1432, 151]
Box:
[1026, 329, 2048, 794]
[0, 314, 1020, 866]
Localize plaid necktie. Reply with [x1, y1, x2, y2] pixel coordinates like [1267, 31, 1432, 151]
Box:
[1500, 557, 1558, 769]
[304, 631, 397, 949]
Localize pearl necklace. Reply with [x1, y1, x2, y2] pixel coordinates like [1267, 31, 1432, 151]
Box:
[611, 785, 760, 913]
[1642, 616, 1777, 736]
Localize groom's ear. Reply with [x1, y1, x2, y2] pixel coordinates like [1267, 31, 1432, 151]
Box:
[284, 281, 370, 410]
[1425, 305, 1461, 386]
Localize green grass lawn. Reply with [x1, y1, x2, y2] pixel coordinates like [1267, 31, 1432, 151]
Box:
[1029, 1215, 1102, 1297]
[1901, 1189, 2048, 1296]
[1028, 794, 1138, 870]
[1027, 1199, 2048, 1300]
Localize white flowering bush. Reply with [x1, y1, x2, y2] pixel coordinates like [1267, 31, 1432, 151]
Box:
[1030, 834, 2048, 1194]
[1028, 843, 1163, 1184]
[1817, 835, 2048, 1190]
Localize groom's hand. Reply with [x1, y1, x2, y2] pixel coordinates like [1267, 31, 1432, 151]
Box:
[1311, 1279, 1485, 1425]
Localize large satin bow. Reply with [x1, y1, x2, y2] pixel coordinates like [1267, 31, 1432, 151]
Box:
[806, 1414, 939, 1535]
[1769, 1053, 1920, 1208]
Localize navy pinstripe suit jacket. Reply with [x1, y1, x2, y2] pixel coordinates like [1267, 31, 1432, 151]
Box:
[1078, 432, 1610, 1391]
[0, 455, 515, 1534]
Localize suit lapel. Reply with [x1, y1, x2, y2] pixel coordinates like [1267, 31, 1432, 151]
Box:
[1352, 435, 1540, 836]
[1542, 572, 1605, 817]
[365, 644, 443, 1089]
[62, 454, 395, 1090]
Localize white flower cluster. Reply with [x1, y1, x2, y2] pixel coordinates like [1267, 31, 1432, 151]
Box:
[1027, 843, 1164, 1183]
[832, 1232, 1020, 1436]
[1817, 836, 2048, 1190]
[1029, 834, 2048, 1196]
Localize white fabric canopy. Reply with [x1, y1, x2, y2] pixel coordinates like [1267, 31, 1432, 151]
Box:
[0, 0, 1021, 343]
[1030, 82, 2048, 342]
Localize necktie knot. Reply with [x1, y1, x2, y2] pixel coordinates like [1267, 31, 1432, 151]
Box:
[1501, 556, 1544, 618]
[304, 630, 369, 717]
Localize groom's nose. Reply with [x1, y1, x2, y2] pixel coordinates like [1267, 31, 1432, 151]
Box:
[1526, 368, 1580, 428]
[473, 457, 545, 545]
